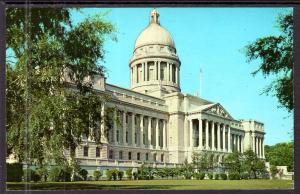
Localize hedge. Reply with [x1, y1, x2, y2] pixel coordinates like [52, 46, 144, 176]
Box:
[7, 163, 23, 182]
[220, 173, 227, 180]
[228, 172, 240, 180]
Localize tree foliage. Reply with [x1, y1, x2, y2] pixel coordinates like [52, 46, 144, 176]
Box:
[243, 150, 267, 179]
[265, 141, 294, 171]
[224, 151, 243, 174]
[6, 8, 116, 175]
[244, 12, 293, 112]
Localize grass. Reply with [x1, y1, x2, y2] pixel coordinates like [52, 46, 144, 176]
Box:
[7, 179, 294, 190]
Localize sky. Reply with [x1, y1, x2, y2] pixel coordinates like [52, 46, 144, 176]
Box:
[71, 7, 293, 146]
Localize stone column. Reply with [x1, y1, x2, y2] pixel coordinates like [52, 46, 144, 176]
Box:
[258, 137, 262, 158]
[198, 119, 202, 149]
[217, 123, 221, 151]
[212, 122, 215, 150]
[148, 117, 152, 148]
[252, 133, 255, 153]
[262, 138, 265, 158]
[158, 61, 161, 81]
[237, 135, 240, 152]
[256, 137, 259, 156]
[140, 115, 144, 147]
[177, 66, 180, 86]
[222, 125, 226, 151]
[113, 109, 117, 144]
[163, 120, 166, 149]
[156, 119, 160, 149]
[175, 66, 178, 84]
[145, 62, 148, 81]
[190, 119, 193, 148]
[122, 111, 127, 145]
[205, 120, 209, 149]
[131, 113, 135, 147]
[167, 63, 170, 81]
[228, 126, 231, 152]
[241, 136, 244, 153]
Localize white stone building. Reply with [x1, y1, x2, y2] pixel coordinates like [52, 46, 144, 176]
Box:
[74, 9, 265, 171]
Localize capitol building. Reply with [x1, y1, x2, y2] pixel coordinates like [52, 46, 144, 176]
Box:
[73, 9, 265, 171]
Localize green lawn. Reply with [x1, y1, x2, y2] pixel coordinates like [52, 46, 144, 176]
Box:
[7, 179, 294, 190]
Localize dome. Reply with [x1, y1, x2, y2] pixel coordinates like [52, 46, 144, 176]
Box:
[134, 9, 175, 50]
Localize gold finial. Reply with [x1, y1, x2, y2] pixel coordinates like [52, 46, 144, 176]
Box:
[150, 8, 160, 24]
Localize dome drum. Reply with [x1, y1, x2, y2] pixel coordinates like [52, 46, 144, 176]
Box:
[129, 9, 181, 97]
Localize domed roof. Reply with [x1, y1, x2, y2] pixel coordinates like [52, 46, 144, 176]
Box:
[134, 9, 175, 50]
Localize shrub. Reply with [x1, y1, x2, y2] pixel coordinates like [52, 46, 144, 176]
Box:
[125, 168, 132, 180]
[7, 163, 23, 182]
[241, 172, 250, 180]
[111, 169, 118, 180]
[118, 171, 124, 180]
[48, 167, 71, 182]
[228, 172, 240, 180]
[36, 168, 48, 182]
[133, 172, 138, 180]
[270, 165, 279, 179]
[220, 173, 227, 180]
[215, 174, 220, 180]
[106, 170, 112, 181]
[23, 168, 41, 182]
[194, 172, 205, 180]
[79, 169, 88, 181]
[208, 173, 213, 180]
[93, 170, 102, 181]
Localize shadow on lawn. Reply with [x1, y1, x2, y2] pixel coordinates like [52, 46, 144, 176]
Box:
[7, 183, 173, 190]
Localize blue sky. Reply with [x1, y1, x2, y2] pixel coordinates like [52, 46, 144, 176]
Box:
[71, 8, 293, 146]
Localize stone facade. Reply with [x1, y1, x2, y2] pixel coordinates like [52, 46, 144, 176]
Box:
[74, 9, 265, 171]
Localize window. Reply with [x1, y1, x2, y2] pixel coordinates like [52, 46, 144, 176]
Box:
[143, 134, 145, 145]
[172, 64, 176, 83]
[137, 152, 140, 160]
[109, 150, 113, 159]
[126, 114, 128, 124]
[83, 146, 88, 157]
[135, 133, 137, 144]
[128, 152, 132, 160]
[146, 153, 149, 161]
[126, 131, 128, 143]
[153, 153, 157, 162]
[96, 147, 100, 157]
[119, 151, 123, 160]
[161, 154, 164, 162]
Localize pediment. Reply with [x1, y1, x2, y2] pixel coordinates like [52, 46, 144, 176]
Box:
[203, 103, 233, 120]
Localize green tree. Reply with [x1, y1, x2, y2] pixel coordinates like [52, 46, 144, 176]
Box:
[6, 8, 116, 180]
[243, 150, 266, 179]
[224, 151, 243, 174]
[270, 165, 279, 179]
[180, 159, 193, 179]
[191, 152, 210, 172]
[244, 12, 293, 112]
[93, 170, 102, 181]
[265, 141, 294, 171]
